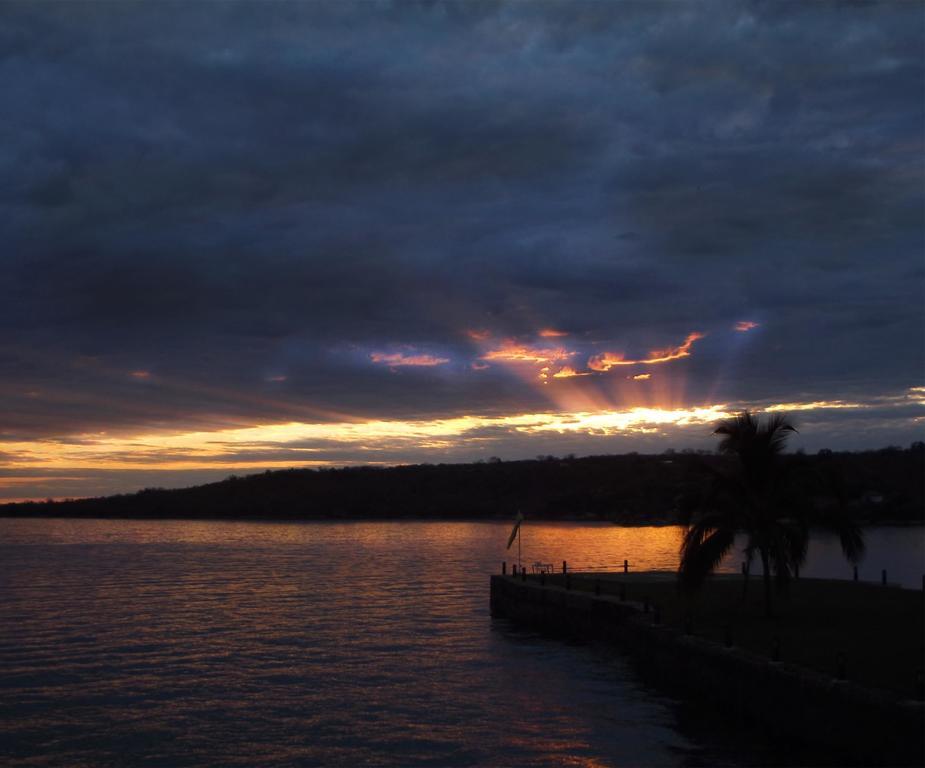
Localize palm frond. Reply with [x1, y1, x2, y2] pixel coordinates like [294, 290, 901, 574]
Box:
[838, 525, 866, 564]
[714, 411, 758, 457]
[679, 522, 737, 593]
[763, 413, 798, 455]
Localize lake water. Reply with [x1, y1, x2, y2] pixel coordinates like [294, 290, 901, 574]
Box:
[0, 520, 921, 767]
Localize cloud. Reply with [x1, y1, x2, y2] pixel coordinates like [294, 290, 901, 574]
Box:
[587, 352, 627, 373]
[369, 351, 450, 367]
[481, 341, 576, 366]
[587, 332, 705, 371]
[552, 366, 590, 379]
[0, 0, 922, 499]
[734, 321, 759, 332]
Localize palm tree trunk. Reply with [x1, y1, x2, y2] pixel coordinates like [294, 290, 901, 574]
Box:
[761, 548, 773, 617]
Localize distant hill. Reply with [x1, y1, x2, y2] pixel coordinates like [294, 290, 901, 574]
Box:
[2, 446, 922, 524]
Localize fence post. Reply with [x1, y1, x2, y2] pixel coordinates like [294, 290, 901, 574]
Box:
[562, 560, 567, 574]
[623, 559, 628, 574]
[502, 561, 506, 575]
[521, 567, 526, 582]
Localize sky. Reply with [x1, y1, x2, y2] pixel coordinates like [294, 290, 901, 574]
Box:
[2, 0, 923, 502]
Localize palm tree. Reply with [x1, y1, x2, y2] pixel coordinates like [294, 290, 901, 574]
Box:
[678, 411, 864, 617]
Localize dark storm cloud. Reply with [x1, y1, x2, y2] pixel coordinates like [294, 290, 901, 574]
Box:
[1, 0, 922, 451]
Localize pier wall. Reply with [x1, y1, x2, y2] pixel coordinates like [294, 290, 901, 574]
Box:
[490, 575, 924, 767]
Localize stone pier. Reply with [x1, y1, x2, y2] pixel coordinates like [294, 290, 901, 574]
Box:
[490, 572, 924, 767]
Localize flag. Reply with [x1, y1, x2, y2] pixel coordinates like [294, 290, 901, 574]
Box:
[506, 511, 524, 549]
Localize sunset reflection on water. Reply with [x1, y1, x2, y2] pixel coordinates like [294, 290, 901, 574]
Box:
[1, 519, 920, 767]
[0, 519, 715, 768]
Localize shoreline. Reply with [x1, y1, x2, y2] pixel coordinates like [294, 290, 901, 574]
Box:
[0, 512, 675, 523]
[1, 512, 922, 527]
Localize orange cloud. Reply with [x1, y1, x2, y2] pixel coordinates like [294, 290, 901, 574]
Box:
[481, 340, 576, 365]
[470, 361, 490, 371]
[370, 352, 449, 367]
[552, 366, 591, 378]
[536, 365, 592, 382]
[763, 400, 865, 412]
[645, 331, 704, 362]
[587, 332, 704, 371]
[538, 328, 568, 338]
[587, 352, 627, 372]
[632, 373, 651, 380]
[734, 321, 759, 332]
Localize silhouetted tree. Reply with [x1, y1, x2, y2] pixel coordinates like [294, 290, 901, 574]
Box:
[679, 411, 865, 616]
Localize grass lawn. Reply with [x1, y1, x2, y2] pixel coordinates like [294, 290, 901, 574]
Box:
[549, 572, 924, 700]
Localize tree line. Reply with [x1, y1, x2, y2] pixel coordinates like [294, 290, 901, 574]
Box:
[3, 444, 922, 523]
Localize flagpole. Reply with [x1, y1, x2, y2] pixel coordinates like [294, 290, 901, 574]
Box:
[505, 511, 524, 568]
[518, 523, 522, 571]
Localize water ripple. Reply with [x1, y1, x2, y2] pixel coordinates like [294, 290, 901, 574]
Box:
[1, 520, 920, 767]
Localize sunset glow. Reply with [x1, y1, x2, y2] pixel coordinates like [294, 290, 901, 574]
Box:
[0, 405, 734, 473]
[4, 393, 920, 487]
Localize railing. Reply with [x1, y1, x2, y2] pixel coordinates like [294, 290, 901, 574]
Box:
[500, 559, 922, 590]
[503, 559, 638, 575]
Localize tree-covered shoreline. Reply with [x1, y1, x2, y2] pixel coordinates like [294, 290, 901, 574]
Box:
[3, 445, 922, 524]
